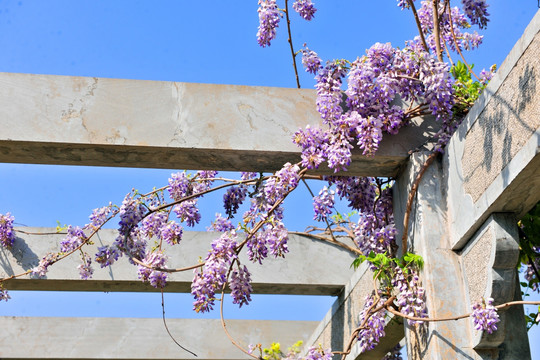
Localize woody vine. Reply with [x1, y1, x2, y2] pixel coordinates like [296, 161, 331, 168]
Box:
[0, 1, 539, 359]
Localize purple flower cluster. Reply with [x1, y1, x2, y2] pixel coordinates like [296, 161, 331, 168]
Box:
[393, 268, 427, 324]
[357, 294, 387, 353]
[140, 212, 167, 239]
[31, 252, 59, 278]
[479, 65, 495, 85]
[415, 1, 485, 54]
[229, 264, 253, 307]
[60, 226, 87, 253]
[223, 186, 247, 218]
[302, 346, 333, 360]
[160, 221, 183, 245]
[300, 46, 322, 74]
[118, 193, 146, 236]
[191, 232, 238, 313]
[168, 172, 192, 201]
[461, 0, 490, 29]
[0, 288, 10, 302]
[84, 203, 114, 230]
[173, 201, 201, 227]
[471, 298, 500, 334]
[138, 251, 168, 289]
[257, 0, 281, 47]
[293, 0, 317, 21]
[0, 213, 16, 249]
[95, 245, 121, 268]
[208, 213, 235, 232]
[247, 220, 289, 263]
[315, 60, 347, 124]
[78, 253, 94, 280]
[313, 186, 335, 221]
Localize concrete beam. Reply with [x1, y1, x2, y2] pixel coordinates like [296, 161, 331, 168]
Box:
[302, 262, 404, 359]
[0, 316, 318, 359]
[445, 10, 540, 249]
[0, 72, 437, 176]
[0, 228, 355, 295]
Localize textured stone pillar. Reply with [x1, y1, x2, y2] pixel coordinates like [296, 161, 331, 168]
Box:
[394, 153, 531, 359]
[396, 152, 475, 359]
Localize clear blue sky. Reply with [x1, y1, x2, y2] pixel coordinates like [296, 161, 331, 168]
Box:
[0, 0, 538, 357]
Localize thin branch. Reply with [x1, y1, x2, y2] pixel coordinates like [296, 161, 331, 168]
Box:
[446, 3, 482, 82]
[284, 0, 301, 88]
[161, 289, 198, 357]
[407, 0, 430, 53]
[401, 152, 438, 252]
[432, 0, 444, 62]
[386, 300, 540, 323]
[289, 231, 362, 255]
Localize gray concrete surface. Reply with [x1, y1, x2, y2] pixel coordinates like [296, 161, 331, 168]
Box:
[445, 9, 540, 250]
[302, 262, 404, 360]
[0, 228, 356, 295]
[0, 72, 437, 176]
[0, 316, 318, 359]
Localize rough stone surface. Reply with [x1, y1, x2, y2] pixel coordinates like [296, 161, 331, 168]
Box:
[0, 316, 318, 359]
[463, 228, 493, 305]
[462, 32, 540, 202]
[0, 228, 355, 295]
[445, 9, 540, 249]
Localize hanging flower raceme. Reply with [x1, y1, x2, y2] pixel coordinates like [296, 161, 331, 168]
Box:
[257, 0, 281, 47]
[229, 264, 253, 307]
[138, 251, 168, 289]
[300, 46, 322, 74]
[60, 226, 87, 253]
[84, 203, 114, 230]
[461, 0, 490, 29]
[191, 232, 238, 313]
[78, 253, 94, 280]
[0, 213, 16, 249]
[95, 245, 121, 268]
[31, 252, 60, 278]
[471, 297, 500, 334]
[159, 221, 183, 245]
[0, 288, 10, 302]
[293, 0, 317, 21]
[357, 293, 388, 353]
[392, 268, 428, 324]
[313, 186, 335, 222]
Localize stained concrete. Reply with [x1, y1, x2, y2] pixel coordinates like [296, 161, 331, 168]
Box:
[0, 73, 437, 176]
[0, 317, 318, 359]
[0, 228, 356, 295]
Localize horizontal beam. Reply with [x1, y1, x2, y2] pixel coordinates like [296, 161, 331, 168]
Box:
[0, 316, 318, 359]
[0, 72, 437, 176]
[1, 228, 356, 295]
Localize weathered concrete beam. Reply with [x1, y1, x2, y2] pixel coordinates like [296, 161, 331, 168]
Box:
[0, 316, 318, 359]
[445, 9, 540, 249]
[302, 262, 404, 359]
[0, 228, 355, 295]
[0, 72, 437, 176]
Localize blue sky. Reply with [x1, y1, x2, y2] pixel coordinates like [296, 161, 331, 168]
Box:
[0, 0, 539, 357]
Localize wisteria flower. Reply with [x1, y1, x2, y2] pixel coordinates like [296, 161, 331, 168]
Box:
[471, 297, 500, 334]
[0, 213, 16, 249]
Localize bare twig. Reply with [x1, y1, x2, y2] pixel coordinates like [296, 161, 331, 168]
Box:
[284, 0, 301, 89]
[161, 289, 198, 357]
[289, 231, 362, 255]
[446, 3, 482, 82]
[407, 0, 430, 53]
[432, 0, 444, 62]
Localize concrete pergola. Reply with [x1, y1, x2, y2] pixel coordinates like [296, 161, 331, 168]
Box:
[1, 9, 539, 360]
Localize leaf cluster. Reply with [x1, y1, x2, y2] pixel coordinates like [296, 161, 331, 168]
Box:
[451, 61, 486, 118]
